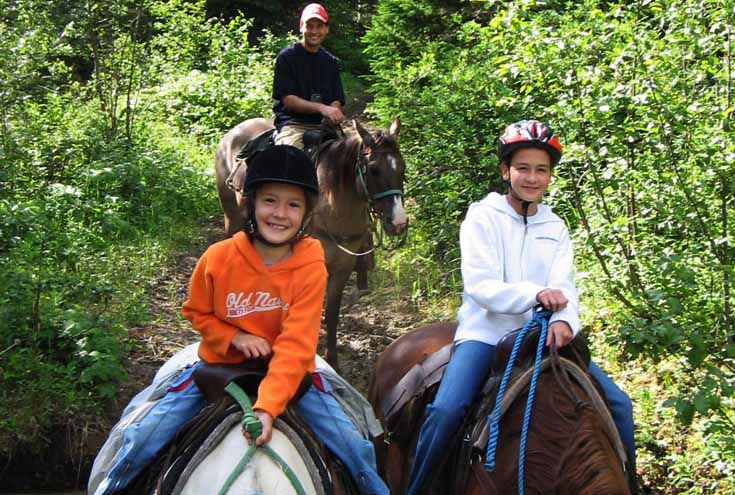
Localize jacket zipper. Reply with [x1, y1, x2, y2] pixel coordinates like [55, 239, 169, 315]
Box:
[520, 221, 528, 280]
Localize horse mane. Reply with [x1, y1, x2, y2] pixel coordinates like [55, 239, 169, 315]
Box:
[556, 406, 628, 494]
[318, 131, 361, 206]
[318, 124, 394, 208]
[500, 372, 629, 495]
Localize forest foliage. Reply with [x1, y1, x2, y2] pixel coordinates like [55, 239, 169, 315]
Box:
[363, 0, 734, 490]
[1, 0, 734, 492]
[0, 0, 277, 464]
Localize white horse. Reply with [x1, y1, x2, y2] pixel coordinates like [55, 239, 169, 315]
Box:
[90, 343, 362, 495]
[176, 409, 326, 495]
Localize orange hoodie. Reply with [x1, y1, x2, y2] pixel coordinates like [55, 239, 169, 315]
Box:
[182, 231, 327, 418]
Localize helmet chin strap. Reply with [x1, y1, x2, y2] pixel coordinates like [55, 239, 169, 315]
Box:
[505, 180, 532, 226]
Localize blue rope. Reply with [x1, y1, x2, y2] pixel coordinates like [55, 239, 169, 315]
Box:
[484, 307, 550, 495]
[517, 311, 548, 494]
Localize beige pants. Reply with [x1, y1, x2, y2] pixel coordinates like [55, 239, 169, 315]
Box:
[274, 122, 322, 150]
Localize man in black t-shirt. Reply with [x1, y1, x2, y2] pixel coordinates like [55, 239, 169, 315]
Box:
[272, 3, 346, 149]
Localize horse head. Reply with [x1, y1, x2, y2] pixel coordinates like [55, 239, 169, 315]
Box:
[353, 118, 408, 236]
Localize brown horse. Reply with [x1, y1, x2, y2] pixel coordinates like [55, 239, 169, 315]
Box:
[368, 323, 631, 495]
[215, 118, 408, 368]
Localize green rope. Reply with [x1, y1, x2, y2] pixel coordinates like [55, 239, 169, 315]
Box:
[216, 382, 307, 495]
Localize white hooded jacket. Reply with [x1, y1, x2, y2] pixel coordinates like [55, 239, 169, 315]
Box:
[455, 191, 580, 345]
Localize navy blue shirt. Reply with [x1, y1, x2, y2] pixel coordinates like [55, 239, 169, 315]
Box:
[272, 43, 345, 130]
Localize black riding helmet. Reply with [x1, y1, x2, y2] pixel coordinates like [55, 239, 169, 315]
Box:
[243, 145, 319, 244]
[244, 145, 319, 194]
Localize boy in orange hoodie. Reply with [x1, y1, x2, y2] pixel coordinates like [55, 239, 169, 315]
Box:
[92, 146, 388, 495]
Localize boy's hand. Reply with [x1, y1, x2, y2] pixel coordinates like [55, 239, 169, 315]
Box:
[546, 321, 573, 348]
[243, 409, 274, 446]
[536, 288, 568, 313]
[231, 333, 272, 359]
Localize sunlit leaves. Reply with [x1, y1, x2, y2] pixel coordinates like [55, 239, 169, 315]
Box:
[364, 0, 735, 453]
[0, 0, 224, 459]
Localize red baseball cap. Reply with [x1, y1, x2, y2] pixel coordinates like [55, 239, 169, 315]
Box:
[300, 3, 328, 25]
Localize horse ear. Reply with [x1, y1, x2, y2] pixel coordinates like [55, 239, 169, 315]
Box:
[389, 116, 401, 140]
[353, 119, 376, 148]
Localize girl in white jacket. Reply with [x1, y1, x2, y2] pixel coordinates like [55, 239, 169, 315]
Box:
[406, 120, 636, 494]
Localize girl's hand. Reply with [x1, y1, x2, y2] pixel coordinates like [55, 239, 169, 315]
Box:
[231, 333, 272, 359]
[536, 288, 569, 313]
[242, 410, 274, 446]
[546, 321, 574, 348]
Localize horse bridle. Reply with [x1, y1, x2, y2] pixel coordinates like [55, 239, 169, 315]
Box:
[354, 138, 408, 250]
[355, 139, 404, 214]
[316, 136, 407, 257]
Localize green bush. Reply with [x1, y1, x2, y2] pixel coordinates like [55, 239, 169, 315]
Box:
[146, 11, 285, 140]
[0, 0, 234, 456]
[364, 0, 735, 489]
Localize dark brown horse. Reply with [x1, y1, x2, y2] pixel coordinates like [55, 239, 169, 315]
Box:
[368, 323, 631, 495]
[215, 118, 408, 367]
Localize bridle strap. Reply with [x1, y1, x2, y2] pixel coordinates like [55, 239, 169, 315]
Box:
[372, 189, 403, 200]
[356, 143, 404, 206]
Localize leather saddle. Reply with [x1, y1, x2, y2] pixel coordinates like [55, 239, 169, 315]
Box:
[126, 360, 356, 495]
[303, 126, 339, 163]
[192, 358, 312, 405]
[226, 128, 276, 194]
[380, 323, 592, 444]
[235, 128, 276, 163]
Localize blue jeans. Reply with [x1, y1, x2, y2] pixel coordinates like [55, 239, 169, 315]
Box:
[407, 340, 636, 495]
[407, 340, 496, 495]
[92, 361, 207, 495]
[94, 364, 386, 495]
[297, 375, 389, 495]
[589, 362, 637, 473]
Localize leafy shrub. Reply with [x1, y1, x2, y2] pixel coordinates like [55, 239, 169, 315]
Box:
[364, 0, 735, 488]
[145, 10, 284, 140]
[0, 86, 215, 459]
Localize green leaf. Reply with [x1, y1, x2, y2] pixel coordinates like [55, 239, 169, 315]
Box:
[693, 391, 710, 414]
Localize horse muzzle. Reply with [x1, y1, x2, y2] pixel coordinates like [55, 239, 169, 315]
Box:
[382, 218, 409, 236]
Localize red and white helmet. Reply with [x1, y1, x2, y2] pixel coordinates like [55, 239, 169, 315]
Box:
[497, 120, 563, 166]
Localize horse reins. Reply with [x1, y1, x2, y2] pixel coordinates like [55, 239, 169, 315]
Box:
[484, 307, 550, 495]
[216, 382, 307, 495]
[481, 313, 628, 494]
